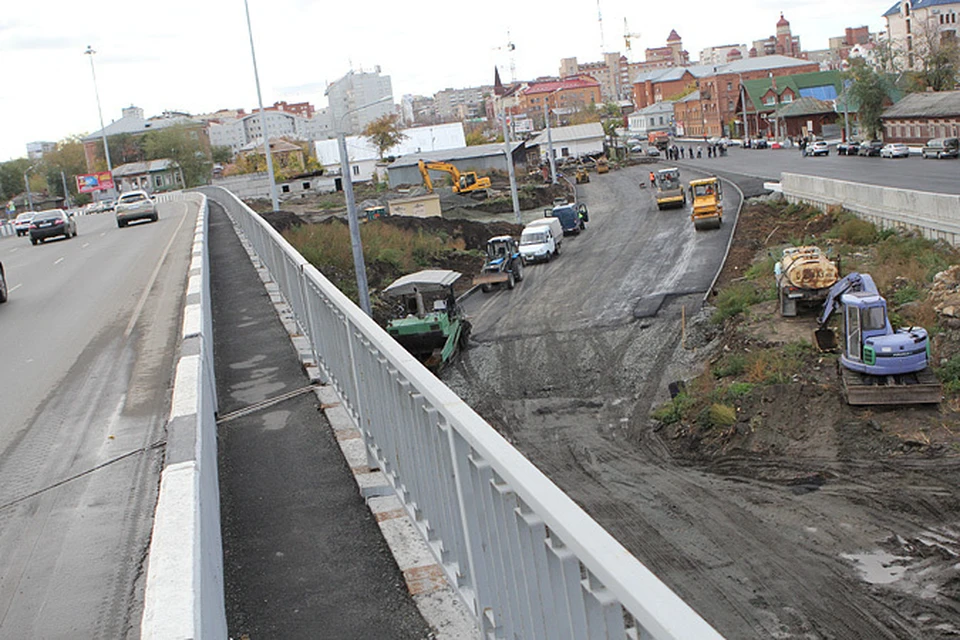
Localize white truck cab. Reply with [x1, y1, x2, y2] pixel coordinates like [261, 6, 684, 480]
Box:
[519, 217, 562, 264]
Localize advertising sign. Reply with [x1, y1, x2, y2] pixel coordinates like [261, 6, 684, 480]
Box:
[76, 172, 115, 193]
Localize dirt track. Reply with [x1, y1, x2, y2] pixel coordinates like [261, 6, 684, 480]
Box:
[446, 163, 960, 638]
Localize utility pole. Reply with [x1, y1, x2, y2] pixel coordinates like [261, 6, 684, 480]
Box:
[243, 0, 280, 212]
[61, 171, 72, 209]
[24, 173, 34, 212]
[84, 46, 114, 201]
[500, 104, 521, 224]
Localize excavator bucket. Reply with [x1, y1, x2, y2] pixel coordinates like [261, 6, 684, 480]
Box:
[814, 328, 838, 352]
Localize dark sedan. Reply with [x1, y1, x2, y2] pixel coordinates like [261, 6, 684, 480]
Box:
[0, 261, 7, 303]
[29, 209, 77, 245]
[838, 140, 861, 156]
[858, 140, 884, 156]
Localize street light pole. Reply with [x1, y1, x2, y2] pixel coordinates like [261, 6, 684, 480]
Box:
[336, 95, 391, 317]
[24, 172, 34, 212]
[84, 46, 113, 177]
[243, 0, 280, 212]
[499, 102, 521, 224]
[740, 73, 749, 141]
[545, 89, 559, 185]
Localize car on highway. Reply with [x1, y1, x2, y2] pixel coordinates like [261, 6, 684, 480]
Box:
[921, 137, 959, 159]
[858, 140, 884, 156]
[0, 260, 7, 303]
[804, 140, 829, 156]
[115, 190, 159, 228]
[29, 209, 77, 245]
[880, 143, 911, 158]
[13, 212, 35, 236]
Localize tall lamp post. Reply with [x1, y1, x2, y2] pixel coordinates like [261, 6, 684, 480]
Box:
[498, 101, 521, 224]
[83, 46, 113, 195]
[544, 88, 561, 185]
[243, 0, 280, 212]
[337, 96, 392, 317]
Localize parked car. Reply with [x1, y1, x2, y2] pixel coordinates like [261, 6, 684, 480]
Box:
[840, 140, 861, 156]
[13, 212, 35, 236]
[29, 209, 77, 245]
[858, 140, 884, 156]
[804, 140, 829, 156]
[646, 146, 661, 157]
[752, 138, 769, 149]
[880, 143, 910, 158]
[0, 261, 7, 304]
[921, 137, 959, 159]
[115, 190, 159, 228]
[629, 145, 644, 153]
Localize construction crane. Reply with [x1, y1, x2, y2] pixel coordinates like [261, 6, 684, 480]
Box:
[624, 18, 642, 52]
[493, 30, 517, 84]
[596, 0, 605, 53]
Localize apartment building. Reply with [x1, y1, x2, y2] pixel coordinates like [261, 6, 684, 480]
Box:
[519, 77, 602, 126]
[884, 0, 960, 70]
[325, 68, 395, 136]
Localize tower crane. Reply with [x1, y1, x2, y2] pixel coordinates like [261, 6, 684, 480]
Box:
[624, 18, 642, 52]
[493, 30, 517, 83]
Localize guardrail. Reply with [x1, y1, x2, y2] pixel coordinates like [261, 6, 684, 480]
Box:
[141, 191, 227, 639]
[200, 185, 721, 639]
[781, 172, 960, 246]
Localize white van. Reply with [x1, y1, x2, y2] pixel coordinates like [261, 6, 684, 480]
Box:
[520, 217, 562, 264]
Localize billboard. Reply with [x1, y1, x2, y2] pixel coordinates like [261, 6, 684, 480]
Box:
[76, 172, 115, 193]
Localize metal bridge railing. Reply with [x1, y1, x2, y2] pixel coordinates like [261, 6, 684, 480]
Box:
[200, 185, 722, 640]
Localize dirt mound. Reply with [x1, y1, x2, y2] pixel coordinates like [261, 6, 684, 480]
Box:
[379, 216, 523, 252]
[259, 210, 305, 233]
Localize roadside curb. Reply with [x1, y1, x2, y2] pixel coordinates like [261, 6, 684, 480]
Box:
[230, 221, 479, 640]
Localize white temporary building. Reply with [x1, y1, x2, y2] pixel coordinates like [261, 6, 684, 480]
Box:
[314, 122, 467, 182]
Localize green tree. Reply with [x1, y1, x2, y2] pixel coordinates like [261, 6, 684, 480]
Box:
[363, 114, 407, 160]
[142, 124, 211, 187]
[211, 145, 233, 164]
[42, 136, 89, 202]
[846, 58, 890, 140]
[465, 129, 489, 146]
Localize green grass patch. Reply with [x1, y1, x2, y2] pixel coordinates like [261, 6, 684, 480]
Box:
[713, 354, 746, 378]
[713, 281, 764, 323]
[937, 355, 960, 394]
[651, 393, 697, 425]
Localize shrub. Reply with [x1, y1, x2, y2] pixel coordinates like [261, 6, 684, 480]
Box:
[698, 403, 737, 429]
[713, 354, 746, 378]
[835, 217, 878, 245]
[651, 393, 696, 424]
[713, 281, 763, 323]
[937, 355, 960, 394]
[725, 382, 755, 399]
[744, 255, 776, 281]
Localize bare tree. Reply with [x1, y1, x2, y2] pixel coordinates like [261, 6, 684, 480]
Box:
[909, 16, 960, 91]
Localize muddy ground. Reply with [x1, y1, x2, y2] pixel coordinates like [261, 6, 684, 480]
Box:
[256, 164, 960, 637]
[444, 166, 960, 639]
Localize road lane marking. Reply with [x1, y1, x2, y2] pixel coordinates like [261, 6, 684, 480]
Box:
[82, 243, 90, 248]
[54, 258, 64, 265]
[9, 284, 21, 293]
[124, 202, 189, 339]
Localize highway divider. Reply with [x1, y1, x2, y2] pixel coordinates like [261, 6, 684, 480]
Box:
[140, 192, 227, 639]
[781, 172, 960, 245]
[199, 185, 722, 640]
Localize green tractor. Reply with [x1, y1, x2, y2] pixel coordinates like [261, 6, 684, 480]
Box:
[384, 269, 471, 370]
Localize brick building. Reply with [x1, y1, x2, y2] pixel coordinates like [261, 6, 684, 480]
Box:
[884, 0, 960, 71]
[518, 77, 602, 126]
[881, 90, 960, 143]
[737, 70, 846, 138]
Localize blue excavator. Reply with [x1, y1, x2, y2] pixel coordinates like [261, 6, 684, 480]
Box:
[815, 272, 941, 405]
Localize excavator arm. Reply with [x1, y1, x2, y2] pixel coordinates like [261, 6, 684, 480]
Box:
[818, 272, 866, 327]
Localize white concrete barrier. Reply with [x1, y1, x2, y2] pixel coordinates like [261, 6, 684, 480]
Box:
[140, 192, 226, 640]
[780, 173, 960, 245]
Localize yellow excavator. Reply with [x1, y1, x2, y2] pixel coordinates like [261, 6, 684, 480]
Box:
[418, 159, 492, 197]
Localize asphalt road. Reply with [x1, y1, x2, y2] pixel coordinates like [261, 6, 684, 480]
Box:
[0, 203, 196, 638]
[673, 143, 960, 194]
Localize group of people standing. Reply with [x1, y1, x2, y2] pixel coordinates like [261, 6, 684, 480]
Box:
[662, 142, 728, 161]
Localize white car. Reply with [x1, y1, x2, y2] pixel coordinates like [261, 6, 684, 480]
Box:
[13, 212, 35, 236]
[880, 143, 910, 158]
[805, 141, 829, 157]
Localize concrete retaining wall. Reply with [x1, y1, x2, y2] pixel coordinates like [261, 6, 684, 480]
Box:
[780, 172, 960, 245]
[140, 192, 227, 639]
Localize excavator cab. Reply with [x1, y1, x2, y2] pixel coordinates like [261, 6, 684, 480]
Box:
[459, 174, 477, 190]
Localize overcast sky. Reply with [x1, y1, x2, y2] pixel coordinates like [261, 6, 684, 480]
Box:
[1, 0, 888, 162]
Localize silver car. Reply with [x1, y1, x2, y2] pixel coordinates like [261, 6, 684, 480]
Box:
[13, 212, 35, 236]
[115, 191, 158, 228]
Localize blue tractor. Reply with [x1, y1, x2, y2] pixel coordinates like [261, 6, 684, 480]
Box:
[815, 272, 941, 404]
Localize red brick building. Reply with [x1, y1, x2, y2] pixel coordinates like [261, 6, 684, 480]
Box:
[519, 76, 602, 125]
[881, 90, 960, 144]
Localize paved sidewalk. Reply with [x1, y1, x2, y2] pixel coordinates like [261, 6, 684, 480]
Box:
[208, 200, 433, 639]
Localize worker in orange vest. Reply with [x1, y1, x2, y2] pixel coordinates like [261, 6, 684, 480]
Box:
[649, 171, 656, 187]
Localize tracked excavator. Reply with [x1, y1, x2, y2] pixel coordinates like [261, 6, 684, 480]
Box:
[814, 272, 941, 405]
[418, 159, 492, 198]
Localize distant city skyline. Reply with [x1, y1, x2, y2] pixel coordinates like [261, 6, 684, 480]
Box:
[0, 0, 888, 162]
